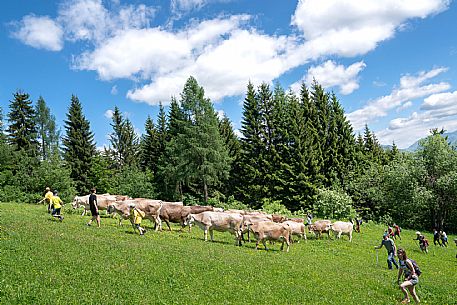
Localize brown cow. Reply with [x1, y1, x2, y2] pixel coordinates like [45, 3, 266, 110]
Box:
[249, 221, 291, 252]
[308, 220, 332, 239]
[271, 214, 287, 223]
[240, 215, 272, 242]
[107, 198, 162, 231]
[283, 220, 306, 243]
[186, 211, 243, 245]
[72, 194, 118, 216]
[158, 204, 214, 231]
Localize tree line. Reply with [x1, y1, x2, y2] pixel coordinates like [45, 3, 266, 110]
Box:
[1, 76, 456, 232]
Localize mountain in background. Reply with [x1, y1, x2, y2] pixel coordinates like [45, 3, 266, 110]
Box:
[405, 129, 457, 151]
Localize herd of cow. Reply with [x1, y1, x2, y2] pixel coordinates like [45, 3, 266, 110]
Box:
[71, 194, 355, 252]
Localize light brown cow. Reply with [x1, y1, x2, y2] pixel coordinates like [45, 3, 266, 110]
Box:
[249, 221, 291, 252]
[158, 204, 214, 231]
[186, 211, 243, 245]
[283, 220, 306, 243]
[271, 214, 288, 223]
[134, 199, 163, 231]
[330, 221, 353, 242]
[107, 200, 137, 226]
[240, 215, 272, 242]
[308, 220, 332, 239]
[72, 194, 118, 216]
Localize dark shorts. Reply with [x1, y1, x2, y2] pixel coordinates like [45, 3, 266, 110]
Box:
[90, 208, 99, 216]
[52, 208, 61, 216]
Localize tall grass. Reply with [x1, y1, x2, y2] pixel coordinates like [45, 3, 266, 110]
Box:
[1, 202, 456, 304]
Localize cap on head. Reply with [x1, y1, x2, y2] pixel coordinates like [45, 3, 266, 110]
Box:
[90, 188, 96, 193]
[45, 187, 50, 191]
[415, 231, 421, 235]
[53, 190, 58, 195]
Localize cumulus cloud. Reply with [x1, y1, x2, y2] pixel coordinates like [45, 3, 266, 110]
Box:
[11, 0, 450, 105]
[291, 60, 365, 95]
[11, 15, 64, 51]
[347, 67, 450, 131]
[291, 0, 449, 59]
[370, 88, 457, 149]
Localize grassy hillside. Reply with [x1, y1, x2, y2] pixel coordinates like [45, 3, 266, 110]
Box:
[1, 203, 456, 304]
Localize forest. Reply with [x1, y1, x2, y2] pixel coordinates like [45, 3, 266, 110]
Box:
[1, 76, 456, 232]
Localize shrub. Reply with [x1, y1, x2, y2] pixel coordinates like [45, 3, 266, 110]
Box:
[313, 188, 356, 220]
[261, 198, 291, 215]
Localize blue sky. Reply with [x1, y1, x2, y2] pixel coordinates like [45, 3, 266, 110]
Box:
[1, 0, 457, 149]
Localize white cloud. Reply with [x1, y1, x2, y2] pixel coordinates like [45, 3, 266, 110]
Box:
[374, 91, 457, 149]
[171, 0, 206, 14]
[104, 109, 114, 119]
[11, 0, 450, 106]
[57, 0, 154, 43]
[291, 60, 365, 95]
[291, 0, 449, 59]
[11, 15, 64, 51]
[110, 85, 118, 95]
[347, 67, 450, 131]
[396, 101, 413, 112]
[216, 109, 225, 120]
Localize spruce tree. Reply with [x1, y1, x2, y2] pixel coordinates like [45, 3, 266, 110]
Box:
[0, 106, 4, 143]
[140, 115, 159, 173]
[218, 114, 240, 195]
[108, 106, 139, 169]
[175, 76, 230, 202]
[7, 91, 39, 156]
[35, 96, 60, 160]
[62, 95, 96, 193]
[236, 82, 264, 208]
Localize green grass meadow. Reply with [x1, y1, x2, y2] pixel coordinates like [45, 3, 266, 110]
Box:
[1, 202, 456, 304]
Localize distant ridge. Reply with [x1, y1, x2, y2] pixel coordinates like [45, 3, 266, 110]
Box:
[405, 129, 457, 151]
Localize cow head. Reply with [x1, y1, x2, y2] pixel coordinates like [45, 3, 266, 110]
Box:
[184, 214, 195, 227]
[72, 196, 85, 209]
[107, 205, 115, 214]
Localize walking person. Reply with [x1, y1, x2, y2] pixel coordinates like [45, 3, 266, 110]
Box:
[414, 231, 429, 253]
[393, 223, 402, 240]
[130, 205, 146, 235]
[374, 233, 399, 269]
[396, 248, 420, 304]
[38, 187, 54, 213]
[87, 188, 100, 227]
[440, 231, 448, 247]
[50, 190, 64, 221]
[433, 229, 441, 246]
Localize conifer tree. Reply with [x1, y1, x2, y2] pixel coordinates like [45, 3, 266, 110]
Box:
[175, 76, 230, 201]
[62, 95, 96, 193]
[35, 96, 60, 160]
[236, 82, 264, 207]
[7, 91, 39, 156]
[218, 114, 240, 195]
[140, 115, 159, 173]
[0, 106, 4, 143]
[108, 106, 139, 169]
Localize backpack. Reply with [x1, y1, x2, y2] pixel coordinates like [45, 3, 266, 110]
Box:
[407, 259, 422, 276]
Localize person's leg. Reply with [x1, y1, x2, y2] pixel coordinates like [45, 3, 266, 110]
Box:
[390, 252, 399, 269]
[407, 285, 420, 303]
[400, 281, 412, 302]
[96, 215, 101, 227]
[387, 252, 393, 269]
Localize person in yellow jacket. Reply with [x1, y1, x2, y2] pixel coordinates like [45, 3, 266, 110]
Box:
[130, 205, 146, 235]
[51, 191, 64, 221]
[38, 187, 54, 213]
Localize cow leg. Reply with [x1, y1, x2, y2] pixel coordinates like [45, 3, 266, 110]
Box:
[262, 240, 268, 251]
[154, 216, 161, 232]
[81, 209, 86, 216]
[210, 229, 214, 242]
[349, 231, 352, 242]
[204, 229, 208, 241]
[165, 219, 172, 231]
[338, 232, 342, 239]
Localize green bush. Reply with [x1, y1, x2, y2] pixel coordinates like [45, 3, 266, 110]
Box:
[313, 188, 356, 220]
[261, 198, 291, 215]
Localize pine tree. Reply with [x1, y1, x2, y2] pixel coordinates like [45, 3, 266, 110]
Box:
[35, 96, 60, 160]
[236, 82, 265, 208]
[175, 76, 230, 201]
[7, 91, 39, 156]
[218, 114, 240, 195]
[140, 115, 159, 173]
[108, 106, 139, 169]
[157, 97, 185, 200]
[62, 95, 96, 193]
[0, 105, 5, 143]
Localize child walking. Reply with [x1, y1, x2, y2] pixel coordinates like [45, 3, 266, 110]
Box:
[130, 205, 146, 235]
[51, 191, 64, 221]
